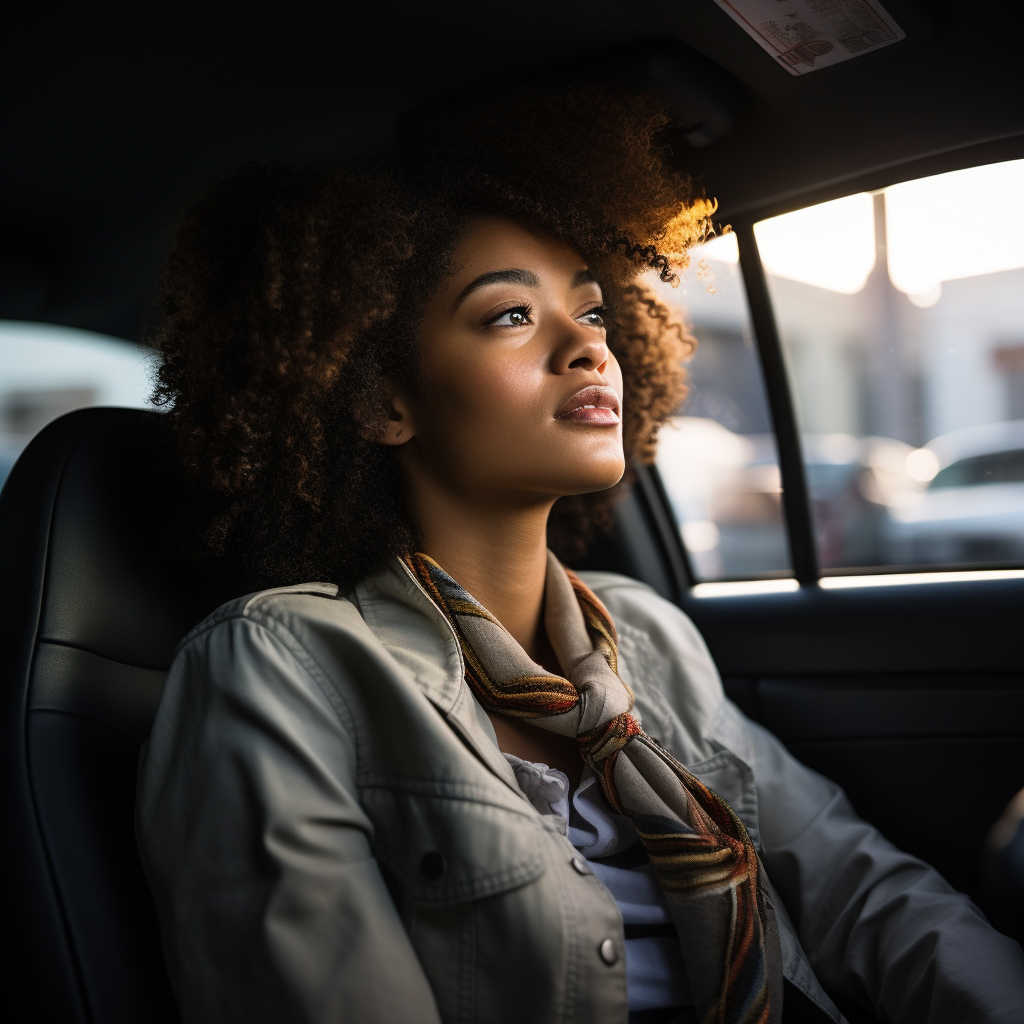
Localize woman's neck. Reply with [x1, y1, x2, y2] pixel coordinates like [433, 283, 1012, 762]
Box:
[407, 481, 555, 665]
[402, 467, 582, 785]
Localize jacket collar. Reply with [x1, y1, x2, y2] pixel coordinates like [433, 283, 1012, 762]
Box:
[351, 558, 524, 797]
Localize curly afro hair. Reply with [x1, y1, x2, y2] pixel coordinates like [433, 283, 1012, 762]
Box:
[149, 89, 715, 590]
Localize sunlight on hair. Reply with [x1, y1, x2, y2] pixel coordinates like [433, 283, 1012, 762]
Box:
[664, 197, 719, 260]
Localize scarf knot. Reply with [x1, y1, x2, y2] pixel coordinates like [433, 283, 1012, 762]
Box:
[579, 710, 642, 773]
[402, 551, 782, 1024]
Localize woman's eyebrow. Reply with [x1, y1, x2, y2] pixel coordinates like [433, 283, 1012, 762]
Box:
[453, 266, 597, 310]
[453, 268, 540, 308]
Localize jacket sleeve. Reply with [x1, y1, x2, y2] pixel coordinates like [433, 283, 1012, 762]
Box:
[137, 611, 443, 1024]
[748, 716, 1024, 1024]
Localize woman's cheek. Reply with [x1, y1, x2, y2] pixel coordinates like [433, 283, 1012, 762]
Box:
[418, 363, 524, 457]
[459, 358, 539, 427]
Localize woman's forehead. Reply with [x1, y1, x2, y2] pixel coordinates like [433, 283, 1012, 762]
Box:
[443, 215, 595, 292]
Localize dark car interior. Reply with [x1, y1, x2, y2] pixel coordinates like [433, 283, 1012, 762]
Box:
[3, 3, 1023, 1022]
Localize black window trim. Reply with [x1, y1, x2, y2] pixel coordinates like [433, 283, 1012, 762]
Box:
[734, 223, 819, 585]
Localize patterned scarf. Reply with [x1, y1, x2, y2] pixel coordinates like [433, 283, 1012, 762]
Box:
[404, 550, 782, 1024]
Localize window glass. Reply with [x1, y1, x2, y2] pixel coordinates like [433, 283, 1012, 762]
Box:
[756, 158, 1024, 570]
[653, 237, 792, 580]
[0, 321, 158, 491]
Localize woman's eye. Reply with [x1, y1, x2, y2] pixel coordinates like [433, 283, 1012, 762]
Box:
[578, 305, 607, 327]
[489, 306, 533, 327]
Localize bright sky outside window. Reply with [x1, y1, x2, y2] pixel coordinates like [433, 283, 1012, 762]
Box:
[698, 232, 739, 265]
[884, 158, 1024, 305]
[754, 193, 876, 294]
[753, 158, 1024, 305]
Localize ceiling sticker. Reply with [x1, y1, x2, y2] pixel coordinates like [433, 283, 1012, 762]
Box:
[711, 0, 905, 75]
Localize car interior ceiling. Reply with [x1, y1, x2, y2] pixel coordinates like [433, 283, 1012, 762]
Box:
[2, 3, 1023, 1022]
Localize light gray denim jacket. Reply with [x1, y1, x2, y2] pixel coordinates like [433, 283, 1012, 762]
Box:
[137, 560, 1024, 1024]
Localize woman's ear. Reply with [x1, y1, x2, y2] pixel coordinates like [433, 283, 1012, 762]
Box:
[360, 387, 417, 446]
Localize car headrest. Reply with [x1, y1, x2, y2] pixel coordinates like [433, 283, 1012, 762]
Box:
[0, 406, 244, 1022]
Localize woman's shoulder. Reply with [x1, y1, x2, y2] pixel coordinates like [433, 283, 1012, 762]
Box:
[573, 570, 710, 662]
[171, 581, 384, 679]
[171, 565, 461, 711]
[151, 583, 402, 758]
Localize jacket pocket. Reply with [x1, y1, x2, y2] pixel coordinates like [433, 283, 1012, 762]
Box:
[686, 748, 761, 850]
[361, 783, 548, 906]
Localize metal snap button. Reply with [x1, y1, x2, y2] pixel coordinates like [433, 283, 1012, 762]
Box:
[420, 851, 447, 880]
[599, 938, 618, 965]
[571, 856, 592, 875]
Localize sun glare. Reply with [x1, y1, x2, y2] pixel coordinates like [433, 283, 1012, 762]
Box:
[754, 193, 876, 294]
[698, 233, 739, 264]
[752, 158, 1024, 300]
[884, 158, 1024, 298]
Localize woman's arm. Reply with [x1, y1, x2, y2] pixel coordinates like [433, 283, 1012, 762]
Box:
[748, 717, 1024, 1024]
[137, 608, 442, 1024]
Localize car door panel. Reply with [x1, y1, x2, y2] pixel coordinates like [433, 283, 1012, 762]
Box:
[680, 582, 1024, 907]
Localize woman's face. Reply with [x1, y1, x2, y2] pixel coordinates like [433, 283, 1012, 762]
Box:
[390, 214, 625, 505]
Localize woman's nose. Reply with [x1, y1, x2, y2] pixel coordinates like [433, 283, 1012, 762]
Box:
[550, 319, 610, 375]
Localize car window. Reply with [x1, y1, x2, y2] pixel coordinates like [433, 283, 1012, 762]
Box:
[653, 235, 792, 581]
[0, 321, 158, 492]
[755, 158, 1024, 571]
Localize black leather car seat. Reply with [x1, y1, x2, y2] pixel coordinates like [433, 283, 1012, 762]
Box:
[0, 407, 242, 1023]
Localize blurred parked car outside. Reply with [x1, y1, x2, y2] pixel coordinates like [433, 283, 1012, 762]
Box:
[883, 420, 1024, 566]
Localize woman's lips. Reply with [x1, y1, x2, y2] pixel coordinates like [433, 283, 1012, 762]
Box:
[554, 385, 621, 425]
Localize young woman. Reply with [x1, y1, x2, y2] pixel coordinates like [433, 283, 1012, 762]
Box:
[137, 92, 1024, 1024]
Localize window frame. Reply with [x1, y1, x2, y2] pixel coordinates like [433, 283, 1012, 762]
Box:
[665, 134, 1024, 588]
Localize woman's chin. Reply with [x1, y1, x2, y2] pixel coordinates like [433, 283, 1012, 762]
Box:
[557, 460, 626, 496]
